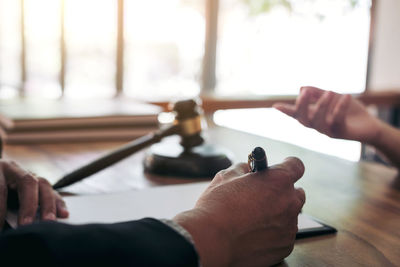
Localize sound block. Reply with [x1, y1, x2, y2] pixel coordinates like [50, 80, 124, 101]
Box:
[143, 142, 233, 178]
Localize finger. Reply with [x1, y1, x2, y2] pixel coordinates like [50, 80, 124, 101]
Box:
[273, 103, 296, 117]
[235, 163, 250, 175]
[3, 161, 22, 188]
[0, 172, 7, 230]
[309, 91, 335, 129]
[55, 192, 69, 218]
[218, 163, 248, 179]
[12, 170, 39, 225]
[4, 163, 40, 225]
[213, 163, 251, 187]
[38, 178, 57, 221]
[300, 86, 325, 99]
[332, 94, 352, 125]
[227, 163, 249, 175]
[275, 87, 326, 120]
[325, 93, 341, 125]
[270, 157, 305, 184]
[300, 86, 325, 105]
[295, 187, 306, 206]
[295, 89, 313, 126]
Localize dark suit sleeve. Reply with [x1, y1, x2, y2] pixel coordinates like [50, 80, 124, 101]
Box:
[0, 218, 198, 267]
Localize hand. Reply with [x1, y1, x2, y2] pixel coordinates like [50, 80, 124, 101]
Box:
[174, 158, 305, 267]
[273, 86, 383, 144]
[0, 160, 69, 229]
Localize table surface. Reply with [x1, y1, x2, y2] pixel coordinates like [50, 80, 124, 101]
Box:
[4, 126, 400, 266]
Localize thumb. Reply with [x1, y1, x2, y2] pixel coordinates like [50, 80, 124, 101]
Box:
[273, 103, 296, 117]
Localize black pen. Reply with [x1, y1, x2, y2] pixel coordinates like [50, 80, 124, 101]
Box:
[248, 147, 268, 172]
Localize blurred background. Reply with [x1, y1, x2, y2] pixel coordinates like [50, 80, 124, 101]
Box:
[0, 0, 399, 161]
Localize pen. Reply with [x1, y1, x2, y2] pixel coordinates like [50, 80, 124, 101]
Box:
[248, 147, 268, 172]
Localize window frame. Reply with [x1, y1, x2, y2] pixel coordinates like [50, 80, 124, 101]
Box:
[1, 0, 382, 105]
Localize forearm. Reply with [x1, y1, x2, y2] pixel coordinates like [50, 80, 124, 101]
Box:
[370, 121, 400, 170]
[0, 219, 198, 266]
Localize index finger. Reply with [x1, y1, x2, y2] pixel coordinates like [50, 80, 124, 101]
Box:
[300, 86, 325, 99]
[5, 163, 39, 225]
[17, 173, 39, 225]
[214, 163, 248, 181]
[269, 157, 305, 183]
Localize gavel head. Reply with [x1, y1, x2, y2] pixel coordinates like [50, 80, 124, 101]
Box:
[171, 99, 205, 149]
[145, 99, 231, 178]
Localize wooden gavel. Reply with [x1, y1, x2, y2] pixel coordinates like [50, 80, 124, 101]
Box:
[52, 99, 206, 189]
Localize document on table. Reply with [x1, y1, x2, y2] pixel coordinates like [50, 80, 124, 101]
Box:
[6, 182, 335, 238]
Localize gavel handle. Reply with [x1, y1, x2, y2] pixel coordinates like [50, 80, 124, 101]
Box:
[53, 125, 179, 190]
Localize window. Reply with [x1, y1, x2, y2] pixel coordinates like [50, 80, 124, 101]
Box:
[0, 0, 21, 98]
[124, 0, 205, 101]
[24, 0, 62, 98]
[0, 0, 372, 100]
[63, 0, 117, 98]
[216, 0, 371, 96]
[0, 0, 373, 160]
[213, 0, 371, 161]
[0, 0, 205, 100]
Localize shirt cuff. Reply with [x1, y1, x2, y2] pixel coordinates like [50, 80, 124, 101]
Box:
[160, 219, 196, 246]
[160, 219, 201, 266]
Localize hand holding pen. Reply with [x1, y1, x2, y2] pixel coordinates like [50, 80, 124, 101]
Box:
[181, 147, 305, 266]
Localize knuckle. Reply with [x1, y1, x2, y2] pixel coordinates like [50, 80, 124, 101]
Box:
[9, 160, 18, 166]
[214, 163, 247, 180]
[4, 160, 18, 170]
[213, 170, 228, 183]
[302, 87, 311, 95]
[326, 91, 334, 97]
[215, 169, 227, 178]
[20, 173, 38, 185]
[230, 163, 246, 171]
[38, 177, 51, 187]
[236, 162, 248, 172]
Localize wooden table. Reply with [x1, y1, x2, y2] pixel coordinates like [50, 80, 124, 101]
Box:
[4, 126, 400, 266]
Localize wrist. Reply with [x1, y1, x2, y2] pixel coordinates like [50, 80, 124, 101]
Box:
[368, 119, 387, 147]
[173, 208, 232, 267]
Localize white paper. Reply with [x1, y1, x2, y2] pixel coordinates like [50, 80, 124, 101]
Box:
[6, 182, 323, 230]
